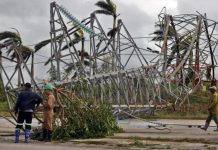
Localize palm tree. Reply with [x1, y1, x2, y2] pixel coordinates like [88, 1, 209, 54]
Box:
[94, 0, 118, 71]
[63, 28, 91, 79]
[151, 23, 174, 41]
[0, 31, 33, 85]
[95, 0, 117, 31]
[35, 24, 90, 80]
[0, 31, 33, 62]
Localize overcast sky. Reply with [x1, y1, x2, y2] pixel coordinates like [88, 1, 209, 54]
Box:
[0, 0, 218, 82]
[0, 0, 217, 45]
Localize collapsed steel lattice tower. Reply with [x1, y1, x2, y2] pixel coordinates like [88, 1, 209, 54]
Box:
[48, 2, 158, 112]
[149, 7, 218, 105]
[1, 3, 218, 121]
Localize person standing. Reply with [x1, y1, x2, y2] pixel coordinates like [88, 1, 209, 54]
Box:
[201, 86, 218, 131]
[41, 84, 55, 142]
[14, 83, 43, 143]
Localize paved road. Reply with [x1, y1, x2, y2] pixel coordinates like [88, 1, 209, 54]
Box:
[1, 118, 218, 149]
[0, 142, 125, 150]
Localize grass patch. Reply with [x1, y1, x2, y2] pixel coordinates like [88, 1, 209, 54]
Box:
[0, 100, 10, 117]
[128, 137, 171, 149]
[117, 141, 171, 149]
[116, 143, 130, 147]
[0, 100, 9, 112]
[72, 140, 108, 145]
[153, 110, 207, 120]
[111, 136, 218, 145]
[129, 138, 171, 149]
[130, 138, 145, 148]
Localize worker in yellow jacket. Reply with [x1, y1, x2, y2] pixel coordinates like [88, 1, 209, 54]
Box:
[201, 86, 218, 131]
[41, 84, 55, 142]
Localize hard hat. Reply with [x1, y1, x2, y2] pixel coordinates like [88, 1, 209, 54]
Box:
[43, 84, 53, 90]
[54, 82, 61, 87]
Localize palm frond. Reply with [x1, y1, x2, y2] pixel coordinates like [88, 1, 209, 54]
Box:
[74, 32, 81, 39]
[61, 33, 81, 50]
[4, 39, 15, 46]
[0, 31, 21, 45]
[34, 39, 51, 52]
[78, 50, 91, 59]
[94, 10, 113, 16]
[95, 1, 113, 13]
[153, 29, 163, 35]
[34, 35, 63, 52]
[65, 63, 76, 73]
[107, 0, 116, 15]
[78, 50, 89, 57]
[96, 39, 103, 48]
[44, 54, 54, 66]
[151, 36, 163, 41]
[107, 27, 118, 37]
[44, 58, 52, 66]
[6, 45, 15, 56]
[61, 39, 81, 50]
[71, 72, 78, 79]
[9, 45, 33, 62]
[20, 45, 33, 53]
[9, 52, 16, 61]
[106, 0, 113, 8]
[84, 60, 90, 66]
[151, 35, 172, 41]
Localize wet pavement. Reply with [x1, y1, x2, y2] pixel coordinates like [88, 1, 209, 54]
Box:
[1, 117, 218, 149]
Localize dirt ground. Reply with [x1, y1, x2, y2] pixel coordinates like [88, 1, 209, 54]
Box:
[1, 118, 218, 150]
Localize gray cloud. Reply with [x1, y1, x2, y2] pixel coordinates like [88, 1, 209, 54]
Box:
[0, 0, 51, 45]
[117, 1, 154, 36]
[177, 0, 218, 21]
[0, 0, 156, 45]
[0, 0, 47, 18]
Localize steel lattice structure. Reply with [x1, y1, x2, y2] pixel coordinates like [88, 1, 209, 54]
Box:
[149, 8, 218, 105]
[1, 3, 218, 121]
[48, 2, 157, 113]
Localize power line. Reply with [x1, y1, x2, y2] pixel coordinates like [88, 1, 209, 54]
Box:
[3, 53, 218, 69]
[24, 36, 158, 46]
[34, 53, 50, 58]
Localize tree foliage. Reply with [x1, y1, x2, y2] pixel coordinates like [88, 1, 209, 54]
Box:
[47, 64, 58, 81]
[52, 99, 121, 140]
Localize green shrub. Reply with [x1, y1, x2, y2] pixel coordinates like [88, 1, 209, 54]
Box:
[52, 99, 121, 140]
[0, 100, 8, 112]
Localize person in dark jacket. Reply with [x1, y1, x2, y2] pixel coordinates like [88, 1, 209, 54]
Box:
[14, 82, 43, 143]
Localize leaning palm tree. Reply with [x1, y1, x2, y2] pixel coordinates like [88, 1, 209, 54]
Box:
[0, 31, 33, 85]
[35, 23, 88, 79]
[94, 0, 117, 32]
[94, 0, 118, 71]
[63, 28, 91, 79]
[0, 31, 33, 62]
